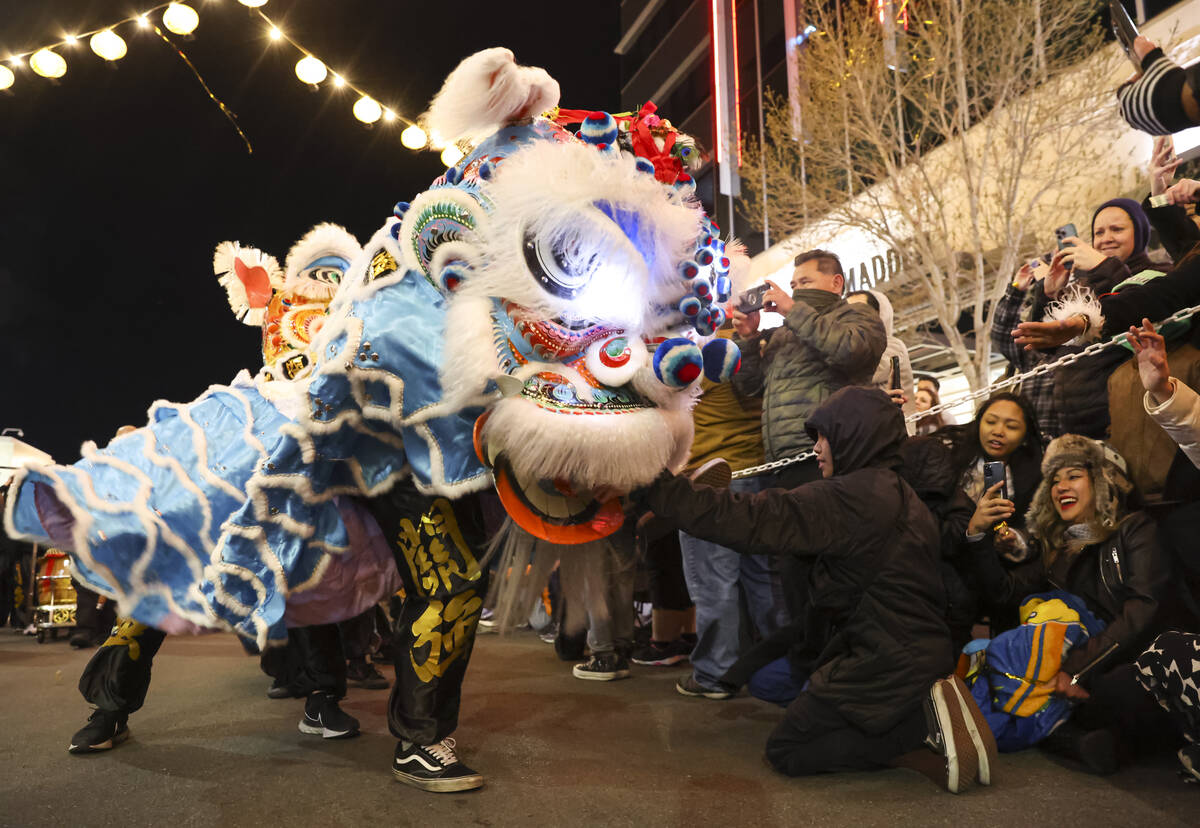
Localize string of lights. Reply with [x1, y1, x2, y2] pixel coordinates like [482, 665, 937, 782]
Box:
[0, 1, 456, 162]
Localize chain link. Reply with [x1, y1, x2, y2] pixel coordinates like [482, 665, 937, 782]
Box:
[731, 300, 1200, 480]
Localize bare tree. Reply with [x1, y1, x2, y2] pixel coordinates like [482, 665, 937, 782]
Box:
[740, 0, 1126, 390]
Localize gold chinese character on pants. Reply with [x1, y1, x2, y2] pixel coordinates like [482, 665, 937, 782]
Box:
[409, 590, 482, 682]
[101, 618, 151, 661]
[395, 498, 481, 598]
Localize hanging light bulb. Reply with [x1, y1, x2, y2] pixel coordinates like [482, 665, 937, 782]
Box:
[383, 109, 396, 123]
[90, 30, 128, 61]
[440, 145, 464, 167]
[238, 0, 269, 7]
[353, 96, 382, 124]
[400, 124, 428, 150]
[8, 56, 23, 67]
[268, 26, 283, 41]
[331, 73, 345, 88]
[294, 55, 326, 85]
[64, 34, 78, 45]
[136, 14, 150, 28]
[163, 3, 200, 36]
[0, 65, 13, 91]
[29, 49, 67, 79]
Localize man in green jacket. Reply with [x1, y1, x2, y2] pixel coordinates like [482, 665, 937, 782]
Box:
[731, 249, 887, 489]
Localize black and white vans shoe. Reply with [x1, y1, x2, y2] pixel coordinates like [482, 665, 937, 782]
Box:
[393, 738, 484, 793]
[297, 692, 360, 739]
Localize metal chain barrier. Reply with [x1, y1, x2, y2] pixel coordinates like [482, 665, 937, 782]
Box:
[730, 299, 1200, 480]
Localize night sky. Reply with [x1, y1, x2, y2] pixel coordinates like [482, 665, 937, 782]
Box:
[0, 0, 619, 463]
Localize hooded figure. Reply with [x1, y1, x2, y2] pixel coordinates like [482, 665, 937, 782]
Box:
[635, 386, 962, 778]
[850, 289, 917, 428]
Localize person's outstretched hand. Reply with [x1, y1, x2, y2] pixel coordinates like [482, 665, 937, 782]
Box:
[1013, 317, 1086, 351]
[1128, 318, 1174, 404]
[1163, 178, 1200, 206]
[1150, 136, 1180, 196]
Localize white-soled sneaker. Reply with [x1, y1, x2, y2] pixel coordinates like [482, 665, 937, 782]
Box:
[393, 738, 484, 793]
[297, 692, 360, 739]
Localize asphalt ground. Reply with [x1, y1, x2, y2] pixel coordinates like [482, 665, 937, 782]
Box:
[0, 629, 1195, 827]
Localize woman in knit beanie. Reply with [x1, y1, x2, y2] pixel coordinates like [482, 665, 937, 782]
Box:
[1048, 198, 1159, 288]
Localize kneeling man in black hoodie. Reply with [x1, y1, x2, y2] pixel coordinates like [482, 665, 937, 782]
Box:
[633, 386, 997, 793]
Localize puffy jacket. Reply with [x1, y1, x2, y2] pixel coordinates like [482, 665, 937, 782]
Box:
[733, 296, 885, 461]
[638, 387, 953, 733]
[969, 512, 1169, 687]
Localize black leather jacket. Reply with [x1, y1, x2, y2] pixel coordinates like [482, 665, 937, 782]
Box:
[969, 512, 1169, 687]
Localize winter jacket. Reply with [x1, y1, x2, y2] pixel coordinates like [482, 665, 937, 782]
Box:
[1143, 375, 1200, 471]
[733, 295, 886, 461]
[863, 290, 917, 428]
[1108, 339, 1200, 505]
[968, 512, 1169, 687]
[637, 387, 952, 733]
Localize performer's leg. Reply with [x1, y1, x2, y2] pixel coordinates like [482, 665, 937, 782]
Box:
[340, 608, 390, 689]
[69, 618, 166, 754]
[293, 623, 359, 740]
[363, 481, 487, 792]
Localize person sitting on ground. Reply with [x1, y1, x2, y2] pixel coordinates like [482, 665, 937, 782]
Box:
[934, 393, 1044, 646]
[846, 289, 917, 426]
[628, 386, 997, 793]
[968, 435, 1173, 774]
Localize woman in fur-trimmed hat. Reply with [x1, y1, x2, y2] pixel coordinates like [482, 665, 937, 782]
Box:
[969, 434, 1174, 773]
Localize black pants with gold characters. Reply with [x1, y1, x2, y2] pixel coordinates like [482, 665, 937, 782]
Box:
[80, 618, 346, 716]
[363, 479, 489, 746]
[78, 618, 168, 715]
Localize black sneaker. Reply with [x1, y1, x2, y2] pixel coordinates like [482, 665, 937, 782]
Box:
[68, 710, 129, 754]
[572, 652, 631, 681]
[919, 677, 979, 793]
[392, 738, 484, 793]
[676, 673, 734, 699]
[346, 659, 390, 690]
[298, 692, 360, 739]
[631, 638, 693, 666]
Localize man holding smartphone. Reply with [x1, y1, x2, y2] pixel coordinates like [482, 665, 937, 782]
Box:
[729, 249, 886, 492]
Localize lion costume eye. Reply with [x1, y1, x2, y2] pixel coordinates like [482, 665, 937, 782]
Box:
[522, 229, 600, 299]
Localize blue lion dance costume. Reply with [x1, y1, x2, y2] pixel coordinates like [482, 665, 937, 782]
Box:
[4, 49, 744, 781]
